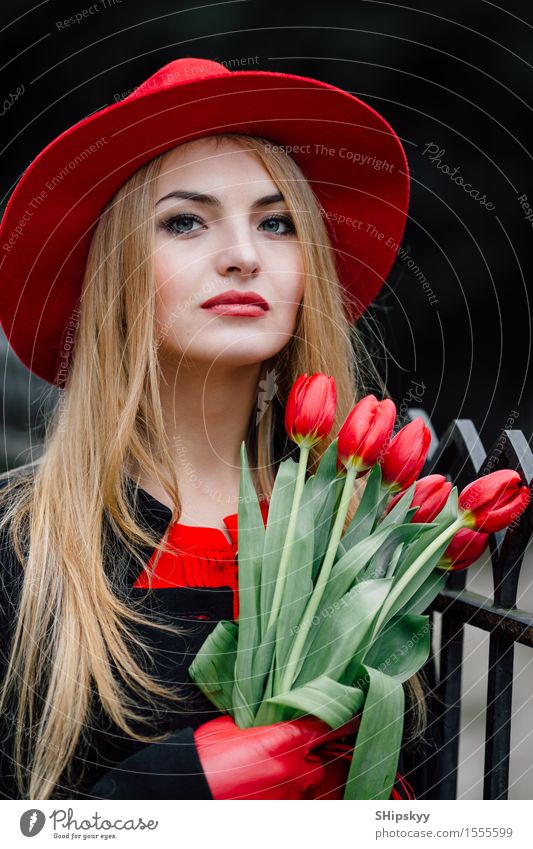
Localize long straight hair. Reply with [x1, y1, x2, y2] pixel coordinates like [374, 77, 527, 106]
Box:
[0, 133, 426, 799]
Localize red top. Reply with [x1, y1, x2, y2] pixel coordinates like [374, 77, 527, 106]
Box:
[132, 499, 270, 620]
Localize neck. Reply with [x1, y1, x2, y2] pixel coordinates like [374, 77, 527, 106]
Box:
[132, 355, 265, 504]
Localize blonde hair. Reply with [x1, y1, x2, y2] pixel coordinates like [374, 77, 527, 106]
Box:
[0, 133, 426, 799]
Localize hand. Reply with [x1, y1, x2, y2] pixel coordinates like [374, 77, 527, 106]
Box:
[193, 714, 360, 800]
[307, 725, 416, 801]
[302, 716, 360, 800]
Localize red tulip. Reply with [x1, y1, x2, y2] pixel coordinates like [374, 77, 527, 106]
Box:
[337, 395, 396, 473]
[386, 474, 452, 523]
[285, 373, 336, 449]
[438, 527, 490, 571]
[459, 469, 531, 533]
[379, 418, 432, 492]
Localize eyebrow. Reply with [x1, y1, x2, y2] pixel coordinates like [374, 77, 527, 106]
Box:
[155, 190, 285, 209]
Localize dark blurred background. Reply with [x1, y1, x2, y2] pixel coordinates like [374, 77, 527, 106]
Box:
[1, 0, 532, 471]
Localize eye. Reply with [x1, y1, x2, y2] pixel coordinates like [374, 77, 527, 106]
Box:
[160, 213, 205, 236]
[259, 214, 296, 237]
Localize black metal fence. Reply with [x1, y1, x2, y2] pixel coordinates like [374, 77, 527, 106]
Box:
[403, 413, 533, 800]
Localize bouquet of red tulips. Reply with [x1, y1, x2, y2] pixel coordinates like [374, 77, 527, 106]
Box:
[189, 374, 531, 800]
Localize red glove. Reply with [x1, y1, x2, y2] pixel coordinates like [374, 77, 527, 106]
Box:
[307, 736, 416, 800]
[193, 714, 360, 800]
[307, 737, 416, 801]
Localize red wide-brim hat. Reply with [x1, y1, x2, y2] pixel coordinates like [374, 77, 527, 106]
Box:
[0, 57, 409, 387]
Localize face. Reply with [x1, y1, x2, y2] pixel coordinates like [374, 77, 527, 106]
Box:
[153, 137, 304, 368]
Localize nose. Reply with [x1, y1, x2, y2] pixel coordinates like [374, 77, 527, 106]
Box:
[215, 217, 261, 278]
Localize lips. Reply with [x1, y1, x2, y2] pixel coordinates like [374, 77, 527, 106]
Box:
[201, 289, 270, 311]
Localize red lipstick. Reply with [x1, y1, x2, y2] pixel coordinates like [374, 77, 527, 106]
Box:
[201, 289, 270, 317]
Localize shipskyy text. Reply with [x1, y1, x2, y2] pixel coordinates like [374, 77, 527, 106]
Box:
[375, 811, 430, 823]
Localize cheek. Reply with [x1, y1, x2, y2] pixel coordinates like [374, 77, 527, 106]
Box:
[284, 256, 305, 317]
[153, 248, 189, 336]
[154, 239, 199, 306]
[154, 262, 173, 318]
[288, 247, 305, 299]
[154, 243, 181, 292]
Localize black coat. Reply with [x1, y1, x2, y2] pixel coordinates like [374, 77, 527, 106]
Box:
[0, 481, 229, 800]
[0, 478, 416, 800]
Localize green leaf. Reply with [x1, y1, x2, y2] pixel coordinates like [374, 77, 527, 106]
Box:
[249, 619, 278, 713]
[317, 523, 428, 623]
[395, 569, 448, 617]
[361, 489, 460, 643]
[253, 662, 285, 726]
[308, 439, 343, 582]
[343, 666, 405, 800]
[232, 678, 256, 728]
[377, 481, 417, 530]
[275, 478, 315, 673]
[188, 620, 238, 714]
[393, 489, 458, 585]
[265, 675, 365, 728]
[363, 522, 435, 581]
[338, 463, 383, 553]
[292, 578, 394, 688]
[384, 542, 403, 579]
[234, 442, 266, 706]
[362, 614, 431, 682]
[312, 525, 398, 618]
[259, 457, 298, 637]
[315, 437, 340, 480]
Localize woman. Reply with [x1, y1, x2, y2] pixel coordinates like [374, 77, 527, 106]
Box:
[0, 57, 421, 800]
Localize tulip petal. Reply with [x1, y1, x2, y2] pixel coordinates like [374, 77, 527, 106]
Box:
[439, 527, 490, 570]
[285, 373, 336, 446]
[380, 418, 431, 490]
[459, 470, 531, 533]
[338, 395, 396, 469]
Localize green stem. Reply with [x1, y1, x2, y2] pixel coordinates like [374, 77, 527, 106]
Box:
[279, 464, 358, 692]
[360, 516, 464, 664]
[266, 443, 311, 633]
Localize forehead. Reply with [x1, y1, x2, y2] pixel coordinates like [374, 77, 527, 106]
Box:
[156, 137, 277, 193]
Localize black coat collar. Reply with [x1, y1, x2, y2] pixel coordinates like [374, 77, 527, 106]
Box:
[119, 474, 235, 621]
[93, 476, 235, 741]
[124, 474, 173, 531]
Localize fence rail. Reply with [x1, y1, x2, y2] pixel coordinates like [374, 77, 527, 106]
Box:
[403, 414, 533, 800]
